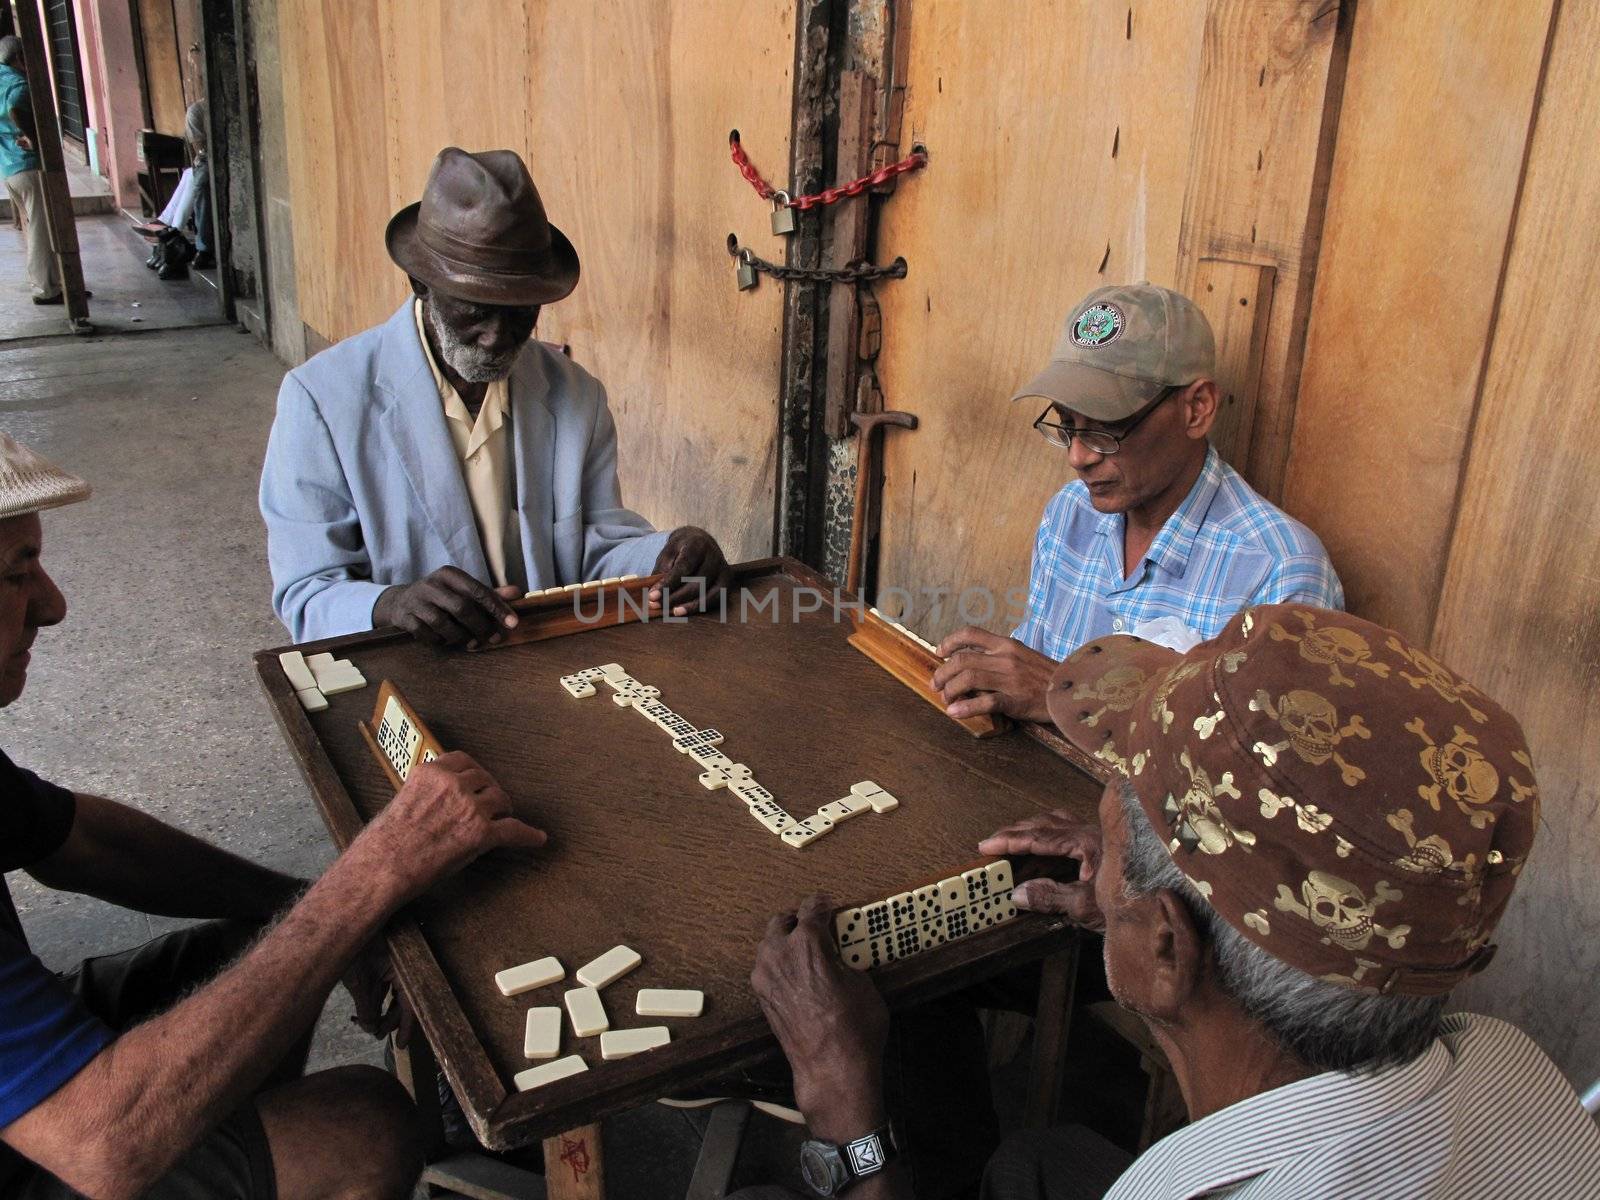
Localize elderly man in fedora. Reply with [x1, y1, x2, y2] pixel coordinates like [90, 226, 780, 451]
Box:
[739, 605, 1600, 1198]
[261, 147, 732, 645]
[0, 435, 549, 1197]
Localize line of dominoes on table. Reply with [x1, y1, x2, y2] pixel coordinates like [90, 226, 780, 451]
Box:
[558, 662, 899, 848]
[834, 858, 1018, 970]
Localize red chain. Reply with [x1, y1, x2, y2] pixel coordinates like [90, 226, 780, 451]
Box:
[729, 130, 926, 211]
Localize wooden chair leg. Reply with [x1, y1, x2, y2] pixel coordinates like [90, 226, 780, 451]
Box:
[685, 1101, 752, 1200]
[1023, 939, 1080, 1130]
[391, 1033, 447, 1163]
[544, 1123, 605, 1199]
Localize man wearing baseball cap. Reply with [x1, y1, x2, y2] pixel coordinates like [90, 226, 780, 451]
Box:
[744, 605, 1600, 1198]
[0, 434, 549, 1197]
[261, 147, 732, 646]
[933, 283, 1342, 726]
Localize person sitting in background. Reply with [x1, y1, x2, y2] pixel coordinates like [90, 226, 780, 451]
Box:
[134, 101, 215, 276]
[260, 147, 731, 645]
[0, 434, 548, 1200]
[744, 604, 1600, 1198]
[932, 283, 1341, 725]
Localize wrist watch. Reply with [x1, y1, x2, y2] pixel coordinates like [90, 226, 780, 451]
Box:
[799, 1123, 900, 1196]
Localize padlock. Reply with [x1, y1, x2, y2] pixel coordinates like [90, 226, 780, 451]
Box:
[770, 191, 797, 236]
[736, 253, 759, 291]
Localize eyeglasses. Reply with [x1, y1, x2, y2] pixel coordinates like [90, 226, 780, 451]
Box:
[1032, 386, 1181, 455]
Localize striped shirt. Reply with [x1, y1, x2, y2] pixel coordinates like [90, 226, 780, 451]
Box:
[1106, 1014, 1600, 1199]
[1012, 447, 1342, 659]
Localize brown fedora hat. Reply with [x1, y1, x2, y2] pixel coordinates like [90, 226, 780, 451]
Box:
[386, 147, 580, 307]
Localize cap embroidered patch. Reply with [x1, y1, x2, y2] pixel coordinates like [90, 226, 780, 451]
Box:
[1072, 302, 1124, 347]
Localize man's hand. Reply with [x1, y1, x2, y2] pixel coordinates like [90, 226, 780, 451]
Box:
[752, 894, 889, 1134]
[355, 751, 547, 907]
[342, 938, 415, 1047]
[649, 526, 732, 616]
[373, 567, 520, 648]
[17, 134, 33, 152]
[980, 811, 1105, 931]
[932, 626, 1058, 723]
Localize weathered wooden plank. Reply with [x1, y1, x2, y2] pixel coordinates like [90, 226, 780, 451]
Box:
[1280, 0, 1556, 635]
[1430, 0, 1600, 1088]
[1173, 0, 1351, 502]
[873, 0, 1210, 642]
[1190, 258, 1275, 469]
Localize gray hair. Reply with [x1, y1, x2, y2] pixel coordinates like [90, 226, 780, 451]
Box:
[1118, 782, 1444, 1073]
[0, 36, 23, 68]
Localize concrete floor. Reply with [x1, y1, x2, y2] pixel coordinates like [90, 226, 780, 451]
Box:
[2, 211, 220, 342]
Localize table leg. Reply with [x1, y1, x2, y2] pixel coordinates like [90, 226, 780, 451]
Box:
[544, 1123, 605, 1199]
[1023, 940, 1080, 1130]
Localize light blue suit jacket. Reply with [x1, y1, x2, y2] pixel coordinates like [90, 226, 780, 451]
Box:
[260, 302, 669, 642]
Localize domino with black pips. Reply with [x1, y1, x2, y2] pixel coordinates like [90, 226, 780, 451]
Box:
[672, 728, 724, 755]
[887, 892, 917, 931]
[912, 884, 944, 923]
[560, 674, 597, 698]
[835, 907, 868, 947]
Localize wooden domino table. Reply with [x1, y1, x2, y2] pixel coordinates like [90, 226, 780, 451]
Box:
[256, 558, 1106, 1181]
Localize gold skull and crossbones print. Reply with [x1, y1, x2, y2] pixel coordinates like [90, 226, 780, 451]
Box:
[1274, 871, 1412, 952]
[1249, 688, 1370, 784]
[1268, 610, 1391, 687]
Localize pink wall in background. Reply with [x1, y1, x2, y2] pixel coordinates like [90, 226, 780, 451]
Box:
[71, 0, 142, 207]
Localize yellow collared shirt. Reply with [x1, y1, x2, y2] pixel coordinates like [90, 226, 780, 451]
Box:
[412, 300, 526, 590]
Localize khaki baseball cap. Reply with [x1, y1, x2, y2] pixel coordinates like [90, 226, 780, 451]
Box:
[1012, 283, 1216, 422]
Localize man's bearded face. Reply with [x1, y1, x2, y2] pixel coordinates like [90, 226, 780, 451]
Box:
[423, 289, 541, 383]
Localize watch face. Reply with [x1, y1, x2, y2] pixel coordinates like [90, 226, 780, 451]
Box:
[846, 1133, 886, 1176]
[800, 1143, 840, 1195]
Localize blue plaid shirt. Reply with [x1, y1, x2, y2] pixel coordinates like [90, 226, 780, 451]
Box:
[1013, 447, 1343, 659]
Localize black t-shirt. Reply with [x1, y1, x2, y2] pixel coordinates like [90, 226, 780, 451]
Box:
[0, 747, 77, 945]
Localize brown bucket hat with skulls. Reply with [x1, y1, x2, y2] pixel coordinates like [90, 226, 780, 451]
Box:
[1048, 604, 1539, 997]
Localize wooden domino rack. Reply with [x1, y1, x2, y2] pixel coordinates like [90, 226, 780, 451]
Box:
[255, 557, 1104, 1156]
[846, 604, 1012, 739]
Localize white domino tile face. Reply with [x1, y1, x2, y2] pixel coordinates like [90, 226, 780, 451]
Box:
[495, 956, 565, 997]
[514, 1054, 588, 1092]
[564, 986, 609, 1037]
[636, 989, 704, 1018]
[599, 1026, 671, 1060]
[524, 1007, 562, 1059]
[279, 651, 317, 693]
[575, 945, 642, 989]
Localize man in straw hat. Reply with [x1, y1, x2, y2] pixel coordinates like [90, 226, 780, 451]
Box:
[740, 604, 1600, 1198]
[261, 146, 731, 645]
[932, 283, 1341, 727]
[0, 434, 548, 1196]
